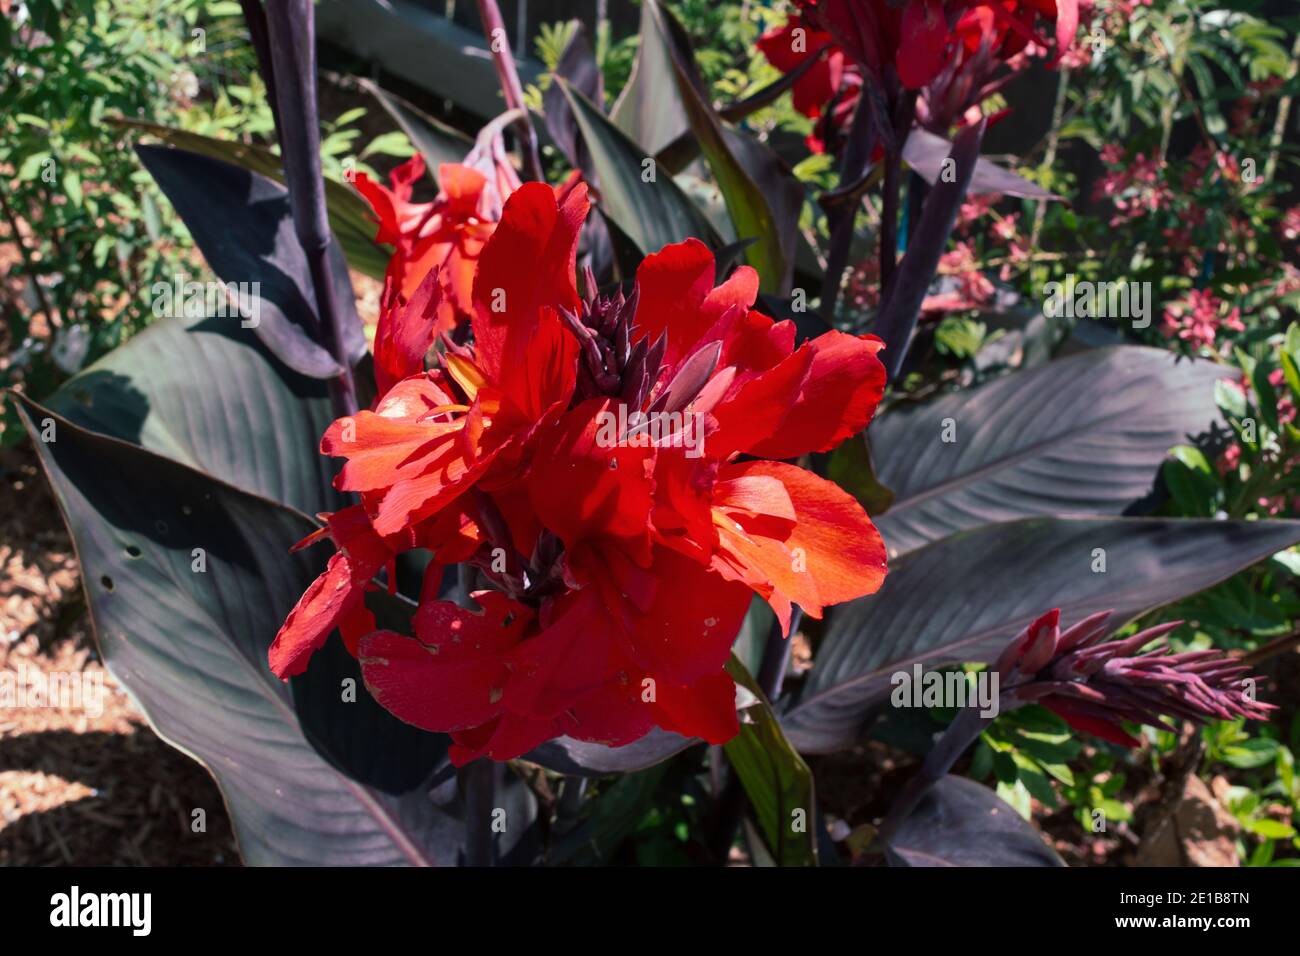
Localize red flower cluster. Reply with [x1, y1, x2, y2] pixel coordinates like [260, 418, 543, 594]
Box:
[759, 0, 1079, 148]
[269, 181, 889, 765]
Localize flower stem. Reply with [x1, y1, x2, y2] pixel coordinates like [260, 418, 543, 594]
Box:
[475, 0, 545, 183]
[461, 759, 498, 866]
[875, 706, 993, 846]
[262, 0, 358, 418]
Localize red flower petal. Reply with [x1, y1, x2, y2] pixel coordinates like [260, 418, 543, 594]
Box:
[746, 331, 885, 460]
[619, 546, 752, 686]
[448, 712, 561, 766]
[897, 0, 950, 89]
[525, 398, 656, 556]
[652, 671, 739, 744]
[712, 460, 886, 631]
[471, 181, 585, 416]
[1042, 698, 1142, 748]
[358, 591, 531, 733]
[635, 239, 759, 370]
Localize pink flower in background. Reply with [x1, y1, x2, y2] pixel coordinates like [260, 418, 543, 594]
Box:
[1269, 368, 1297, 426]
[922, 240, 994, 313]
[959, 193, 996, 225]
[1217, 442, 1241, 477]
[1281, 206, 1300, 244]
[992, 212, 1020, 242]
[1161, 289, 1243, 352]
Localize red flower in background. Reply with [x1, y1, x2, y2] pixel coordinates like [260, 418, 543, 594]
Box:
[760, 0, 1081, 146]
[270, 181, 889, 764]
[757, 15, 862, 153]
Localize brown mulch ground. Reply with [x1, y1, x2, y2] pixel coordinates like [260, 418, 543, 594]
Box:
[0, 442, 239, 866]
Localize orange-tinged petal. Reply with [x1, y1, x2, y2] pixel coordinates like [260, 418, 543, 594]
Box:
[323, 412, 463, 493]
[634, 239, 759, 370]
[746, 331, 885, 460]
[712, 460, 886, 630]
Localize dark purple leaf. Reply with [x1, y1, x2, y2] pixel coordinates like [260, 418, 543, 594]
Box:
[885, 776, 1064, 866]
[526, 730, 696, 776]
[12, 395, 460, 864]
[871, 347, 1231, 557]
[904, 128, 1061, 200]
[136, 144, 364, 379]
[542, 21, 603, 178]
[783, 516, 1300, 752]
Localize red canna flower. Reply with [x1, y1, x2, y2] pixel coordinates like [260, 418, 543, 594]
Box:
[756, 17, 842, 119]
[996, 609, 1275, 747]
[270, 181, 890, 763]
[761, 1, 1079, 143]
[354, 149, 520, 337]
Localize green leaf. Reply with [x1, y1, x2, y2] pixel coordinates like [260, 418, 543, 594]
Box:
[724, 655, 818, 866]
[547, 766, 670, 865]
[1223, 738, 1280, 770]
[826, 432, 895, 516]
[63, 169, 82, 207]
[1245, 819, 1295, 839]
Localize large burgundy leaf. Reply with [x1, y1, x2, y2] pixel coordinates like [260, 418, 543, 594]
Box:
[542, 21, 603, 179]
[45, 314, 343, 518]
[13, 396, 458, 864]
[870, 347, 1230, 557]
[783, 516, 1300, 753]
[885, 775, 1064, 866]
[136, 144, 365, 380]
[116, 118, 389, 278]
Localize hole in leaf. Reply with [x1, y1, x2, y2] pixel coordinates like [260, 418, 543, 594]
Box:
[100, 575, 115, 592]
[125, 545, 142, 558]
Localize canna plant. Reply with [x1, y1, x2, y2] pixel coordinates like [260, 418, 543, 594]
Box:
[10, 0, 1300, 867]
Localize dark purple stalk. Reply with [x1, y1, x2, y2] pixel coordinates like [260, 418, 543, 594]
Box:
[262, 0, 357, 417]
[878, 90, 917, 303]
[475, 0, 545, 183]
[875, 705, 992, 845]
[461, 758, 498, 866]
[237, 0, 282, 142]
[874, 118, 985, 382]
[818, 92, 878, 321]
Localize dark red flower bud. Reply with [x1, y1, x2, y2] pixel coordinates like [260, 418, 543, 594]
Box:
[997, 609, 1275, 747]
